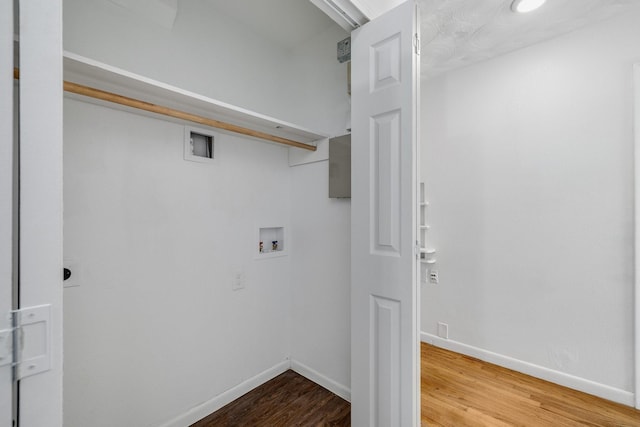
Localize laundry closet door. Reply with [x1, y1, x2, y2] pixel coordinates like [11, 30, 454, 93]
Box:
[351, 1, 420, 426]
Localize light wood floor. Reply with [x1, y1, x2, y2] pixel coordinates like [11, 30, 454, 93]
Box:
[192, 343, 640, 426]
[421, 343, 640, 426]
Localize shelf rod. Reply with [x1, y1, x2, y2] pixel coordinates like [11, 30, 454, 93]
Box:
[13, 67, 317, 152]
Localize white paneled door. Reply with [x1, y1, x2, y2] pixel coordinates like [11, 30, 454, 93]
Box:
[351, 1, 420, 426]
[0, 0, 15, 424]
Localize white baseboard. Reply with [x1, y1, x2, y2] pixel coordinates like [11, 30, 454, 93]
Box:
[290, 359, 351, 402]
[158, 361, 290, 427]
[421, 332, 635, 407]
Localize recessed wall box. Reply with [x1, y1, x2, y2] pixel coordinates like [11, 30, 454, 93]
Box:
[184, 126, 216, 163]
[256, 226, 287, 259]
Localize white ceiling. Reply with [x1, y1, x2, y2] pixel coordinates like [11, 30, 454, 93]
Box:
[203, 0, 640, 76]
[205, 0, 343, 51]
[418, 0, 640, 78]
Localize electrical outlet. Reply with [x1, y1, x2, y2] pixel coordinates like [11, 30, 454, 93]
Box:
[429, 270, 439, 284]
[232, 271, 245, 291]
[437, 322, 449, 339]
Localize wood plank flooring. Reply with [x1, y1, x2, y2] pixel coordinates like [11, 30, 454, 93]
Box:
[421, 343, 640, 426]
[191, 344, 640, 426]
[190, 370, 350, 427]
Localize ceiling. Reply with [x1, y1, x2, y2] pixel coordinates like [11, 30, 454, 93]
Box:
[203, 0, 640, 77]
[206, 0, 343, 51]
[419, 0, 640, 78]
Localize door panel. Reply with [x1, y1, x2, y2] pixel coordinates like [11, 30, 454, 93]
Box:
[351, 1, 420, 426]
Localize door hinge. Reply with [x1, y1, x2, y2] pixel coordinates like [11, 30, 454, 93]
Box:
[0, 304, 51, 381]
[414, 33, 421, 55]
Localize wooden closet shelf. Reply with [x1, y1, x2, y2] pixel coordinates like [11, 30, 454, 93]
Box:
[16, 53, 329, 151]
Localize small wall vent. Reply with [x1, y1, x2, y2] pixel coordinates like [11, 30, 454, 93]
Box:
[184, 126, 216, 163]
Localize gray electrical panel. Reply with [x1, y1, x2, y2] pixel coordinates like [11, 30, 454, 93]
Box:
[337, 37, 351, 63]
[329, 134, 351, 198]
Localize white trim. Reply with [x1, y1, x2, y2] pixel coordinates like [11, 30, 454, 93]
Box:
[0, 0, 14, 424]
[421, 332, 635, 407]
[347, 0, 375, 20]
[18, 0, 64, 425]
[634, 63, 640, 410]
[158, 361, 290, 427]
[308, 0, 368, 31]
[158, 359, 351, 427]
[290, 359, 351, 402]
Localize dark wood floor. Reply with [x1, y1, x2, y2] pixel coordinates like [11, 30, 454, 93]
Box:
[192, 344, 640, 426]
[190, 370, 350, 427]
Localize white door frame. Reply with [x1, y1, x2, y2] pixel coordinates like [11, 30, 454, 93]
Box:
[634, 63, 640, 410]
[17, 0, 64, 425]
[0, 0, 15, 425]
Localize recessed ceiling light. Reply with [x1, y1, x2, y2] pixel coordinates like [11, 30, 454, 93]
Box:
[511, 0, 546, 13]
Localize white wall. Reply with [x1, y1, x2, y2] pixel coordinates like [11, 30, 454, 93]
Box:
[290, 160, 351, 399]
[63, 0, 349, 133]
[63, 0, 291, 120]
[63, 99, 293, 427]
[282, 25, 350, 137]
[284, 13, 352, 397]
[421, 10, 639, 403]
[63, 0, 352, 424]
